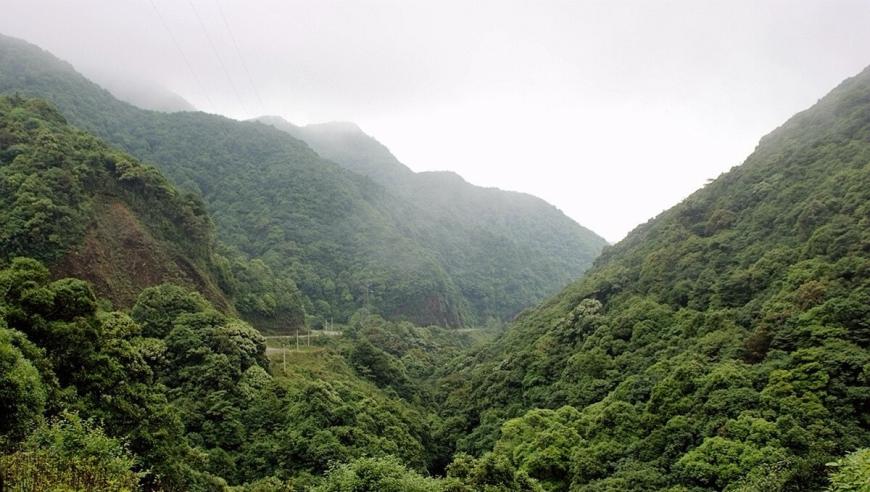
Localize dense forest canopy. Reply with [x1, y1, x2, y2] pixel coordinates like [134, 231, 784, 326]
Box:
[257, 115, 607, 324]
[0, 94, 224, 307]
[0, 34, 607, 328]
[0, 98, 478, 487]
[433, 66, 870, 490]
[0, 93, 306, 329]
[0, 33, 869, 492]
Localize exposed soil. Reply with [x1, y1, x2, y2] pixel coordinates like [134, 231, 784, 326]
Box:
[53, 200, 226, 309]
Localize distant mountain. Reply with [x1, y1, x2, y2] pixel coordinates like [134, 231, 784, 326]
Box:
[0, 34, 463, 327]
[0, 33, 606, 327]
[0, 94, 452, 490]
[95, 75, 196, 113]
[257, 116, 413, 187]
[0, 91, 307, 330]
[258, 115, 609, 322]
[436, 66, 870, 489]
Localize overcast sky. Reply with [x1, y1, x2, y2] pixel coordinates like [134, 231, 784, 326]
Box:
[3, 0, 870, 241]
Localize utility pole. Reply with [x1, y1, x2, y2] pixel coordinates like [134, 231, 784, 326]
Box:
[364, 282, 372, 326]
[296, 328, 300, 352]
[282, 337, 286, 373]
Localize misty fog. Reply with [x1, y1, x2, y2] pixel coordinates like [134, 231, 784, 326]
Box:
[2, 0, 869, 241]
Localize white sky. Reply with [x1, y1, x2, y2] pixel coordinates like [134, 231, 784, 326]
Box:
[3, 0, 870, 241]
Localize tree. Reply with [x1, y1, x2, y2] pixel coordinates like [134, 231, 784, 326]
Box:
[827, 449, 870, 492]
[0, 412, 140, 491]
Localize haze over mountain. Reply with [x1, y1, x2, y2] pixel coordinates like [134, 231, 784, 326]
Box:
[96, 75, 197, 113]
[4, 1, 870, 242]
[0, 33, 607, 329]
[0, 18, 868, 492]
[256, 114, 608, 322]
[255, 116, 413, 188]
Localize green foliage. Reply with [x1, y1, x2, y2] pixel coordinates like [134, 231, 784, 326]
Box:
[827, 448, 870, 492]
[313, 456, 446, 492]
[0, 34, 606, 327]
[675, 436, 785, 489]
[493, 407, 582, 491]
[0, 92, 305, 330]
[348, 339, 413, 396]
[2, 31, 870, 492]
[0, 256, 475, 489]
[0, 326, 46, 449]
[445, 452, 544, 491]
[0, 94, 216, 289]
[258, 116, 608, 324]
[0, 412, 140, 491]
[215, 253, 306, 332]
[0, 93, 216, 310]
[270, 355, 430, 477]
[435, 65, 870, 490]
[131, 283, 210, 338]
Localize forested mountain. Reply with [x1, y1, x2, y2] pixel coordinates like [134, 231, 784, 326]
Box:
[96, 77, 196, 113]
[1, 30, 868, 492]
[0, 94, 226, 309]
[0, 33, 607, 328]
[258, 115, 608, 323]
[432, 66, 870, 489]
[0, 93, 305, 330]
[256, 117, 413, 188]
[0, 93, 485, 490]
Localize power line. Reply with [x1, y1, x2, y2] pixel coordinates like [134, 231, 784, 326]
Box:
[187, 0, 248, 115]
[147, 0, 214, 109]
[213, 0, 266, 115]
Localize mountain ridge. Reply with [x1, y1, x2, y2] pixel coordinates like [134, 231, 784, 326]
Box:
[0, 94, 230, 310]
[0, 32, 607, 327]
[256, 113, 608, 322]
[0, 31, 867, 492]
[433, 62, 870, 490]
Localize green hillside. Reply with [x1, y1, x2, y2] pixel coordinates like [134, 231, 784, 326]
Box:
[0, 93, 481, 489]
[258, 115, 608, 322]
[433, 67, 870, 490]
[1, 31, 868, 492]
[0, 255, 470, 489]
[0, 34, 606, 328]
[256, 118, 414, 188]
[0, 93, 306, 329]
[0, 94, 228, 309]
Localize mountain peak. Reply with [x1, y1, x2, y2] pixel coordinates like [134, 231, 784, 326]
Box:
[253, 116, 363, 135]
[305, 120, 363, 134]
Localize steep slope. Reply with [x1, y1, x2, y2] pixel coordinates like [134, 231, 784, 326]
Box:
[258, 115, 609, 322]
[436, 67, 870, 490]
[0, 94, 227, 309]
[256, 116, 415, 187]
[0, 94, 458, 488]
[0, 33, 468, 327]
[0, 94, 307, 330]
[0, 96, 478, 490]
[0, 33, 607, 327]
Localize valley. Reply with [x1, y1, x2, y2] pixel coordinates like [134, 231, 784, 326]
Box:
[0, 27, 868, 492]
